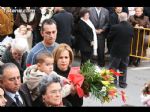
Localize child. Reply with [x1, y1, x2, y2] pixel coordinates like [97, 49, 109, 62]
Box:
[141, 81, 150, 106]
[23, 52, 74, 101]
[14, 24, 33, 51]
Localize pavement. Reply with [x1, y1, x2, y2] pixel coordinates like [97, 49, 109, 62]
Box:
[72, 55, 150, 107]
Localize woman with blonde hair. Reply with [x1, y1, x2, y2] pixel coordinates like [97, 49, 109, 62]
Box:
[53, 43, 83, 107]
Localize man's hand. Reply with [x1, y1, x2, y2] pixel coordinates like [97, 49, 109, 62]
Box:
[91, 41, 94, 46]
[96, 29, 104, 34]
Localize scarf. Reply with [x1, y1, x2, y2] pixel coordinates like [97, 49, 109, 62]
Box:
[81, 18, 98, 56]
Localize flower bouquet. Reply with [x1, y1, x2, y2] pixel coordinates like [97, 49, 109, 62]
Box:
[68, 60, 126, 103]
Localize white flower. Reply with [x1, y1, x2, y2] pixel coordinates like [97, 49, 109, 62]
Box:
[94, 65, 101, 73]
[101, 86, 107, 92]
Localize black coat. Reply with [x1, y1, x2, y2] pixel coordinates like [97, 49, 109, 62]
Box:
[52, 10, 74, 47]
[109, 12, 120, 27]
[144, 7, 150, 18]
[76, 19, 93, 52]
[33, 95, 72, 107]
[54, 65, 83, 107]
[4, 84, 33, 107]
[108, 21, 134, 58]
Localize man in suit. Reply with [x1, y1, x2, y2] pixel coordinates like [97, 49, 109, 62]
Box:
[108, 12, 134, 88]
[0, 63, 32, 106]
[89, 7, 109, 67]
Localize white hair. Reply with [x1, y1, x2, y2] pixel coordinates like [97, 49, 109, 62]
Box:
[11, 38, 28, 53]
[119, 12, 128, 22]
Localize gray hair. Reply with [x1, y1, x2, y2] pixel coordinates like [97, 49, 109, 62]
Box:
[119, 12, 128, 22]
[11, 38, 28, 54]
[39, 74, 62, 95]
[0, 63, 18, 76]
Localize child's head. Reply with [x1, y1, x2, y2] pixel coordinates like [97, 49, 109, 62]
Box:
[19, 24, 28, 35]
[36, 52, 54, 74]
[142, 81, 150, 95]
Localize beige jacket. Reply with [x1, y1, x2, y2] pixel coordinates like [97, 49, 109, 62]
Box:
[23, 65, 72, 101]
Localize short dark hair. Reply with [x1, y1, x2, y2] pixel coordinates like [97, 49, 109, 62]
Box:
[41, 19, 57, 32]
[79, 8, 90, 18]
[39, 75, 62, 95]
[0, 63, 18, 76]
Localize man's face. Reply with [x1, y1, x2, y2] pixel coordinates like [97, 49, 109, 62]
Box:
[2, 67, 21, 93]
[11, 48, 23, 61]
[41, 23, 57, 46]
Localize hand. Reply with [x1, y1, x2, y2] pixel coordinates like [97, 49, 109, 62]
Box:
[70, 83, 76, 95]
[91, 41, 94, 46]
[96, 29, 104, 34]
[27, 25, 33, 31]
[64, 79, 71, 84]
[134, 24, 140, 28]
[0, 101, 6, 107]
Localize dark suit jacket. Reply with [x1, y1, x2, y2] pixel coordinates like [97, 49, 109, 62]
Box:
[107, 21, 134, 58]
[52, 10, 74, 46]
[4, 84, 33, 107]
[77, 19, 93, 52]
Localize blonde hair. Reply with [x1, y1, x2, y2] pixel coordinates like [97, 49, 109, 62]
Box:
[134, 7, 143, 11]
[53, 43, 74, 65]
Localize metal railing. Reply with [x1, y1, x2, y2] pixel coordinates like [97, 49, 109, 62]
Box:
[130, 27, 150, 60]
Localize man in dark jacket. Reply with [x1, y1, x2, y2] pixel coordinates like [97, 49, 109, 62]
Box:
[108, 12, 134, 88]
[52, 7, 74, 47]
[0, 63, 32, 107]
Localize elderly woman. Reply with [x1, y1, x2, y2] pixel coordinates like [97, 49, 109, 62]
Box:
[76, 8, 97, 65]
[1, 38, 28, 82]
[33, 75, 71, 107]
[128, 7, 150, 66]
[53, 43, 83, 107]
[0, 87, 7, 107]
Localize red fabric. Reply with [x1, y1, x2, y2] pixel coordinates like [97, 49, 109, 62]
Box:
[121, 90, 126, 103]
[68, 67, 85, 98]
[26, 64, 31, 67]
[109, 69, 123, 76]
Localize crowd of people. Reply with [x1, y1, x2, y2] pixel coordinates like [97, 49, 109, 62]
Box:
[0, 7, 150, 107]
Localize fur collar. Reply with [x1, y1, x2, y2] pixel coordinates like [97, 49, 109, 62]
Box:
[134, 14, 144, 20]
[20, 11, 35, 23]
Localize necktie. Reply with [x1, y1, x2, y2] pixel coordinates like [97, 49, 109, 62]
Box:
[14, 94, 23, 107]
